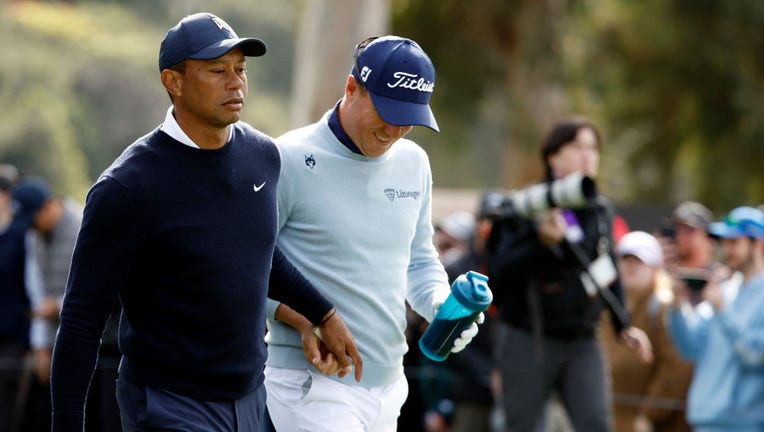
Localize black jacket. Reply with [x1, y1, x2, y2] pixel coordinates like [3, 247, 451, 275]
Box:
[487, 195, 627, 340]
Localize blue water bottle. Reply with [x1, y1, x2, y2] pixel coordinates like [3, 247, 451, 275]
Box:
[419, 271, 492, 361]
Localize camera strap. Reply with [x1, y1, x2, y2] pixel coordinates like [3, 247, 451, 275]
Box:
[595, 197, 612, 253]
[568, 239, 630, 327]
[568, 203, 614, 295]
[567, 201, 631, 328]
[580, 225, 617, 296]
[581, 199, 618, 293]
[579, 252, 617, 297]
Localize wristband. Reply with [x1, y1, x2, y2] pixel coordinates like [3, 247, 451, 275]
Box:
[316, 308, 336, 326]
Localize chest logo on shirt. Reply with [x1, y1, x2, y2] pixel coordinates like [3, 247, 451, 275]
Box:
[384, 188, 420, 203]
[305, 154, 316, 169]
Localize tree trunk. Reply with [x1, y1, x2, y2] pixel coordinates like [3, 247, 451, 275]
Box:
[290, 0, 390, 128]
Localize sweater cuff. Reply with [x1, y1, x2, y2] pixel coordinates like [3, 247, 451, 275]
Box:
[52, 410, 85, 432]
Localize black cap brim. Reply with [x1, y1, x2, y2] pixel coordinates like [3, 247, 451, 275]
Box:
[189, 37, 266, 60]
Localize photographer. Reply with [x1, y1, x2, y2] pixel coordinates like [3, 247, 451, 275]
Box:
[488, 118, 652, 431]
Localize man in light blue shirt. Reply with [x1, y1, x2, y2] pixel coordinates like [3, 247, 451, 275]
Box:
[669, 206, 764, 432]
[264, 36, 482, 431]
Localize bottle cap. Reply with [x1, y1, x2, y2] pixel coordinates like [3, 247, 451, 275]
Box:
[452, 271, 492, 311]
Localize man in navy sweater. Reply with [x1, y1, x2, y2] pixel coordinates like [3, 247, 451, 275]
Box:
[50, 13, 362, 432]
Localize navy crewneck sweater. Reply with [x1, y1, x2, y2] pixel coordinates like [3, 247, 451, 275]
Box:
[51, 124, 332, 431]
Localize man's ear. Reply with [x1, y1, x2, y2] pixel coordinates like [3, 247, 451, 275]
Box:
[344, 75, 360, 98]
[161, 69, 183, 98]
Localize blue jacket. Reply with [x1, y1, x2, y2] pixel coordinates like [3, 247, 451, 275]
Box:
[669, 271, 764, 431]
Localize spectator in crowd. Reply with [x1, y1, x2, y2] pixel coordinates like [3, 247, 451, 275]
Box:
[263, 35, 482, 431]
[49, 13, 360, 432]
[669, 206, 764, 432]
[14, 177, 124, 432]
[602, 231, 692, 432]
[440, 193, 500, 432]
[0, 164, 42, 432]
[412, 209, 482, 432]
[434, 210, 475, 267]
[488, 118, 652, 432]
[658, 201, 718, 305]
[416, 203, 498, 432]
[12, 177, 83, 431]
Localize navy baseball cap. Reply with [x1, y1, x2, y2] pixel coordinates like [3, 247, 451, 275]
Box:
[709, 206, 764, 242]
[352, 36, 439, 132]
[159, 13, 266, 71]
[13, 177, 51, 219]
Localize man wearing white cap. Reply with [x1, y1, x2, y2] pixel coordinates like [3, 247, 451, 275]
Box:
[264, 36, 483, 431]
[669, 206, 764, 432]
[434, 211, 476, 267]
[604, 231, 693, 432]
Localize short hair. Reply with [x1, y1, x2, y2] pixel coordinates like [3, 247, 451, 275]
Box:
[0, 164, 19, 192]
[169, 60, 187, 74]
[541, 118, 601, 179]
[350, 36, 378, 90]
[165, 60, 187, 103]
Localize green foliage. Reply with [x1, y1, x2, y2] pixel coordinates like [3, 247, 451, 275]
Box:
[3, 0, 763, 211]
[0, 0, 299, 201]
[561, 0, 764, 210]
[392, 0, 764, 211]
[392, 0, 526, 188]
[0, 1, 164, 200]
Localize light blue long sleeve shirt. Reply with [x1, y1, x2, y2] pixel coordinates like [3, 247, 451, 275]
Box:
[265, 112, 450, 388]
[669, 271, 764, 431]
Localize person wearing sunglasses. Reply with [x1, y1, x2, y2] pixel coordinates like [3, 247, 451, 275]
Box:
[263, 36, 483, 431]
[669, 206, 764, 432]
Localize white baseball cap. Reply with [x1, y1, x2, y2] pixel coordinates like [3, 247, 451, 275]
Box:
[616, 231, 663, 267]
[437, 211, 475, 244]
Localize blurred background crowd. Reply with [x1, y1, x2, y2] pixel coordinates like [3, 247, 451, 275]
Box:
[2, 0, 764, 431]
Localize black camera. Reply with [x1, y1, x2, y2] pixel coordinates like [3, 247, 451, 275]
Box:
[483, 173, 597, 222]
[660, 226, 676, 239]
[677, 267, 709, 291]
[658, 217, 676, 239]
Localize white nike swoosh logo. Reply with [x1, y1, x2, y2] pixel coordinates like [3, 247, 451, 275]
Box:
[253, 181, 266, 192]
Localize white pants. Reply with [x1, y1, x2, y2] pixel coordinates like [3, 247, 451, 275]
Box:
[264, 366, 408, 432]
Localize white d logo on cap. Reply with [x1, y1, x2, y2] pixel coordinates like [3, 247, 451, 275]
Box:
[210, 16, 229, 31]
[360, 66, 372, 82]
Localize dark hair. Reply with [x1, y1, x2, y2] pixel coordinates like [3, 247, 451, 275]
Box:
[165, 60, 187, 103]
[350, 36, 379, 89]
[541, 118, 601, 180]
[169, 60, 187, 74]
